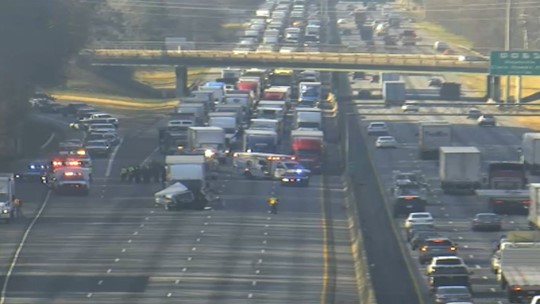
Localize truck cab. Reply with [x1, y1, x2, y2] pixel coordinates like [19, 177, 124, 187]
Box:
[243, 129, 278, 153]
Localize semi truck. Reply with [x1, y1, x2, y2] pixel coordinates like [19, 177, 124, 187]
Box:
[290, 129, 324, 173]
[498, 245, 540, 303]
[382, 81, 406, 107]
[475, 162, 529, 215]
[439, 146, 482, 194]
[0, 174, 15, 222]
[164, 155, 209, 209]
[418, 121, 452, 160]
[528, 184, 540, 230]
[522, 133, 540, 175]
[243, 129, 278, 153]
[293, 111, 322, 130]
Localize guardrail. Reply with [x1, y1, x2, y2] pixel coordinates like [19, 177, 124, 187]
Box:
[82, 49, 488, 70]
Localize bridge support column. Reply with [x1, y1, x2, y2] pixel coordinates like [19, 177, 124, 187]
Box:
[175, 66, 188, 97]
[486, 75, 501, 102]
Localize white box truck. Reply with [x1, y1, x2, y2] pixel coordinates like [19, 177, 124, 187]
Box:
[187, 127, 227, 162]
[529, 184, 540, 230]
[208, 113, 238, 144]
[382, 81, 406, 106]
[0, 174, 15, 222]
[439, 146, 481, 194]
[522, 133, 540, 175]
[418, 121, 452, 160]
[165, 155, 210, 209]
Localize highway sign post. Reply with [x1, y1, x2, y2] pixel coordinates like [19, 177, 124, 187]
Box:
[490, 51, 540, 75]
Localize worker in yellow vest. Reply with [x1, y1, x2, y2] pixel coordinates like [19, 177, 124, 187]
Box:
[267, 196, 279, 214]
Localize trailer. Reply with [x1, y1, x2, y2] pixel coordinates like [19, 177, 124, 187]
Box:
[499, 246, 540, 303]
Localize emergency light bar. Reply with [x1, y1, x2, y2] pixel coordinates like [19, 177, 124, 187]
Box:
[64, 171, 82, 177]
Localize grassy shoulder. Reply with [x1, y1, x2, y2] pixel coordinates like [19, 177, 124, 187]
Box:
[50, 65, 211, 110]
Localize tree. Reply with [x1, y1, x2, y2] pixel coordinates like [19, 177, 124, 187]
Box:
[0, 0, 91, 158]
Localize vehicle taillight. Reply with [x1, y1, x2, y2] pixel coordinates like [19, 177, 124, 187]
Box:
[421, 246, 427, 252]
[512, 285, 522, 291]
[495, 200, 504, 204]
[522, 200, 531, 205]
[450, 246, 457, 251]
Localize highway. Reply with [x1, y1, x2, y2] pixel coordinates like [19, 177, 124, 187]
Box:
[337, 2, 537, 304]
[0, 83, 360, 303]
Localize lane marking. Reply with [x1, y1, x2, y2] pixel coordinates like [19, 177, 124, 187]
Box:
[261, 249, 265, 254]
[248, 293, 253, 298]
[1, 191, 51, 304]
[140, 224, 145, 228]
[187, 257, 192, 261]
[482, 276, 488, 280]
[200, 230, 205, 234]
[145, 217, 150, 221]
[182, 268, 187, 272]
[87, 293, 93, 298]
[107, 269, 112, 274]
[196, 238, 201, 242]
[114, 258, 120, 263]
[262, 240, 267, 245]
[258, 259, 262, 264]
[255, 270, 260, 274]
[121, 248, 126, 253]
[133, 231, 139, 236]
[128, 239, 132, 243]
[175, 280, 180, 284]
[167, 292, 172, 297]
[105, 138, 124, 177]
[469, 255, 474, 259]
[475, 265, 481, 269]
[98, 280, 103, 285]
[40, 133, 56, 150]
[252, 281, 257, 286]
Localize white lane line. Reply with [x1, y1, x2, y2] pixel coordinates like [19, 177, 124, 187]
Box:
[463, 245, 469, 249]
[196, 238, 201, 242]
[482, 276, 488, 280]
[265, 224, 269, 228]
[264, 232, 268, 236]
[98, 280, 103, 285]
[261, 249, 265, 253]
[107, 269, 112, 274]
[262, 240, 267, 245]
[469, 255, 474, 259]
[150, 210, 155, 214]
[200, 230, 205, 234]
[145, 217, 150, 221]
[458, 236, 463, 240]
[140, 224, 144, 228]
[141, 146, 159, 165]
[491, 288, 497, 292]
[192, 247, 197, 251]
[40, 133, 56, 150]
[133, 231, 139, 236]
[267, 217, 271, 220]
[475, 265, 481, 269]
[187, 257, 192, 261]
[182, 268, 187, 272]
[204, 222, 208, 226]
[167, 292, 172, 297]
[1, 191, 51, 304]
[175, 280, 180, 284]
[87, 293, 93, 298]
[252, 281, 257, 286]
[207, 215, 211, 219]
[258, 259, 262, 264]
[121, 248, 126, 253]
[248, 293, 253, 298]
[128, 239, 132, 243]
[114, 258, 120, 263]
[255, 270, 260, 274]
[105, 138, 124, 177]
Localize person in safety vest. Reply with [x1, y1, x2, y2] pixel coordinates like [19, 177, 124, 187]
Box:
[267, 196, 278, 214]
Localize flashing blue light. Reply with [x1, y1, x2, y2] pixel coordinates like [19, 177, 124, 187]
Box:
[296, 169, 303, 174]
[29, 165, 36, 170]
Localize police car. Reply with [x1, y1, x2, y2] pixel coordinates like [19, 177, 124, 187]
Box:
[15, 160, 49, 182]
[279, 162, 311, 187]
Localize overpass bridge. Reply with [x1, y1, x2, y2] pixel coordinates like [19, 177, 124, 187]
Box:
[82, 49, 488, 74]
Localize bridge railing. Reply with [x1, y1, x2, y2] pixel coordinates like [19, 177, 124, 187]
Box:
[82, 49, 488, 69]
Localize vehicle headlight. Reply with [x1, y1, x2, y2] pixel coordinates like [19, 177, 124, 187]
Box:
[2, 209, 8, 214]
[282, 178, 288, 182]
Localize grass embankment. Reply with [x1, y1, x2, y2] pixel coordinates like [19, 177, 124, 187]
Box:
[399, 4, 540, 130]
[51, 66, 210, 110]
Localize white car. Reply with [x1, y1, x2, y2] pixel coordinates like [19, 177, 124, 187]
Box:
[426, 256, 467, 275]
[405, 212, 434, 228]
[375, 136, 398, 148]
[402, 101, 419, 112]
[367, 122, 389, 135]
[478, 114, 496, 126]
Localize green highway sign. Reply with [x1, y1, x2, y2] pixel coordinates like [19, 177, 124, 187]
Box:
[490, 51, 540, 76]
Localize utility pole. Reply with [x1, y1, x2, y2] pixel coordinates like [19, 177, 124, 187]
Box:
[517, 11, 528, 104]
[504, 0, 512, 104]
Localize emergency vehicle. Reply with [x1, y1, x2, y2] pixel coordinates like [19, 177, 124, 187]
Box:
[233, 152, 311, 180]
[50, 155, 93, 182]
[45, 167, 91, 196]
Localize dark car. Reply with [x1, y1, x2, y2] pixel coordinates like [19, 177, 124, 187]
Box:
[428, 266, 472, 291]
[472, 213, 502, 231]
[410, 231, 441, 250]
[15, 160, 50, 182]
[406, 223, 435, 242]
[419, 238, 458, 264]
[62, 103, 89, 117]
[433, 286, 472, 304]
[428, 78, 443, 87]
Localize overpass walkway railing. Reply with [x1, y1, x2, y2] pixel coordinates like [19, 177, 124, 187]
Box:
[82, 49, 489, 70]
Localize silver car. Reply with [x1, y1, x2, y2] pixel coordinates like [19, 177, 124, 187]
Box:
[433, 286, 472, 304]
[367, 122, 389, 135]
[375, 136, 398, 148]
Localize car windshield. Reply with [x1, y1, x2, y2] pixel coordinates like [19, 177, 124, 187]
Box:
[378, 137, 394, 141]
[476, 214, 498, 220]
[436, 259, 462, 265]
[371, 123, 385, 128]
[412, 214, 430, 219]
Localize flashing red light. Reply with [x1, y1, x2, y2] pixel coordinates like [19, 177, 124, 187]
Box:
[403, 196, 415, 200]
[52, 160, 63, 167]
[512, 285, 522, 291]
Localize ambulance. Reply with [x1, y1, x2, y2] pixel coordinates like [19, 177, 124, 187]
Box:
[232, 152, 311, 180]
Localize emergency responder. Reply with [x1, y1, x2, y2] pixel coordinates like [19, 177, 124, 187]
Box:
[141, 164, 151, 183]
[150, 161, 161, 183]
[12, 195, 23, 218]
[127, 166, 135, 182]
[267, 195, 278, 214]
[160, 165, 167, 186]
[120, 167, 128, 182]
[133, 165, 141, 183]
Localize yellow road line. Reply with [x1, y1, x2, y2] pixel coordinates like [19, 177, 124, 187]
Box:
[320, 173, 329, 304]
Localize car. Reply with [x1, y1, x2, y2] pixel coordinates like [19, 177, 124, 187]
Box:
[427, 256, 467, 275]
[472, 213, 502, 231]
[405, 212, 434, 228]
[429, 78, 443, 87]
[410, 230, 441, 250]
[458, 55, 488, 62]
[375, 136, 398, 148]
[477, 114, 496, 126]
[419, 238, 458, 264]
[402, 101, 420, 112]
[433, 286, 472, 304]
[84, 140, 111, 158]
[428, 266, 472, 293]
[59, 139, 83, 150]
[280, 162, 311, 187]
[367, 122, 389, 136]
[466, 107, 482, 119]
[15, 160, 50, 182]
[490, 251, 501, 274]
[61, 102, 89, 117]
[406, 222, 435, 241]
